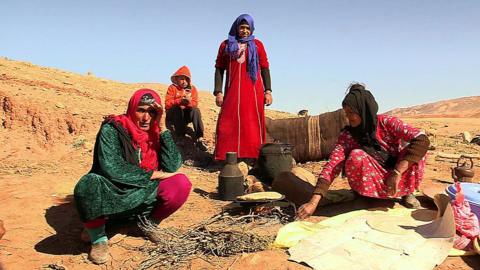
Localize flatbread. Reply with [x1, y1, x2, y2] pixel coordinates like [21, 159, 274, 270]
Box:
[291, 167, 317, 186]
[366, 215, 419, 235]
[365, 210, 437, 235]
[366, 216, 410, 235]
[237, 162, 249, 177]
[236, 191, 283, 201]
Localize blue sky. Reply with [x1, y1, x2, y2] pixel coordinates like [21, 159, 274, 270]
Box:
[2, 0, 479, 114]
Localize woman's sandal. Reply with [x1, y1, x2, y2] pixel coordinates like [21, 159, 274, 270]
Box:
[401, 194, 421, 209]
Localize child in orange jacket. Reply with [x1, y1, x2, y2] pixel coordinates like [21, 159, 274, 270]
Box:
[165, 66, 206, 150]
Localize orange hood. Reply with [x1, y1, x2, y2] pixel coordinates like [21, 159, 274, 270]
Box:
[171, 65, 192, 85]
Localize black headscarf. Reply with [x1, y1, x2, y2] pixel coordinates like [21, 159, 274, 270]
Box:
[342, 84, 397, 168]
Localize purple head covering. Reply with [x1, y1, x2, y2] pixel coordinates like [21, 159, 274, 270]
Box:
[226, 14, 259, 83]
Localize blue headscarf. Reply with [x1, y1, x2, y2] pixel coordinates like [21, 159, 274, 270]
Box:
[226, 14, 259, 83]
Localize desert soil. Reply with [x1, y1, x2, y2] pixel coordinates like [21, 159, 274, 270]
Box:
[1, 58, 480, 269]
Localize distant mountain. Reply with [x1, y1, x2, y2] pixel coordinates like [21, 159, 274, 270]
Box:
[386, 96, 480, 118]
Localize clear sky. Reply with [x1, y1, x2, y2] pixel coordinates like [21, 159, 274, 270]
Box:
[2, 0, 479, 114]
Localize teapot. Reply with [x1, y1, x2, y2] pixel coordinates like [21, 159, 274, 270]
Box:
[451, 156, 475, 182]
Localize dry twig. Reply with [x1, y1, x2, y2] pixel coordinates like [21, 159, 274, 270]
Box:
[136, 207, 294, 270]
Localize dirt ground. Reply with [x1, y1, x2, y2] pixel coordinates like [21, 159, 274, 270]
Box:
[1, 58, 480, 269]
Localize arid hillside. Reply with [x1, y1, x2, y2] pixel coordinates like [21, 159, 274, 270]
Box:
[1, 57, 479, 270]
[0, 57, 292, 161]
[387, 96, 480, 118]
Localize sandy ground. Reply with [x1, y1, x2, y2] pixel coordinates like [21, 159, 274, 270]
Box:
[1, 58, 480, 269]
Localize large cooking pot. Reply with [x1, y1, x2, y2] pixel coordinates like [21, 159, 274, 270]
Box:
[257, 143, 293, 185]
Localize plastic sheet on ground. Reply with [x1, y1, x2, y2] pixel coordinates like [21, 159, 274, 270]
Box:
[275, 194, 457, 270]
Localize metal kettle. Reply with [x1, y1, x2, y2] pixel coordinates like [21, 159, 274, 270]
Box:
[451, 156, 475, 182]
[218, 152, 245, 200]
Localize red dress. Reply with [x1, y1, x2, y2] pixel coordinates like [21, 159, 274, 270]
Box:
[319, 114, 426, 198]
[214, 39, 270, 160]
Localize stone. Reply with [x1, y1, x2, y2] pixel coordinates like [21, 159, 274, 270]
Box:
[462, 131, 472, 143]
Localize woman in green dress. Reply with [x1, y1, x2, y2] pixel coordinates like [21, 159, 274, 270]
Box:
[74, 88, 191, 264]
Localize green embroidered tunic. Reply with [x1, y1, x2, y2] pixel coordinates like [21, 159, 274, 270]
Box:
[74, 122, 182, 221]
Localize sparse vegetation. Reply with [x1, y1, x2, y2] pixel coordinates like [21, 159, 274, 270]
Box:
[1, 57, 479, 269]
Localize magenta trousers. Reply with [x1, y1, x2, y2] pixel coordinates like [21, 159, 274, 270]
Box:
[84, 173, 192, 228]
[150, 173, 192, 220]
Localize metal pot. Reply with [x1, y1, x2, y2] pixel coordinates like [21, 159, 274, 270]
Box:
[257, 143, 294, 185]
[451, 156, 475, 182]
[218, 152, 245, 201]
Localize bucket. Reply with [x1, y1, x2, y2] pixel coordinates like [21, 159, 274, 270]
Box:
[446, 183, 480, 220]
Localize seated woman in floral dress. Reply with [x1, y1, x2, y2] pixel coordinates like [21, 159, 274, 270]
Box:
[297, 83, 430, 219]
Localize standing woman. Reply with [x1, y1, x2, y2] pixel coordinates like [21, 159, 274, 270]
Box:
[213, 14, 273, 161]
[297, 84, 430, 219]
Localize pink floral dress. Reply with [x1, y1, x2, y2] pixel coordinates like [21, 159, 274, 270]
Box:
[319, 114, 426, 198]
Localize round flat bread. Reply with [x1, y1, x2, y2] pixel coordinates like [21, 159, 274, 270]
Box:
[237, 162, 249, 177]
[291, 167, 317, 186]
[366, 215, 417, 235]
[236, 191, 283, 201]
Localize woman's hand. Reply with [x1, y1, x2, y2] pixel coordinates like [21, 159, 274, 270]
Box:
[264, 91, 273, 106]
[150, 170, 183, 180]
[386, 160, 409, 197]
[215, 93, 223, 107]
[385, 172, 401, 197]
[296, 194, 322, 220]
[152, 102, 166, 131]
